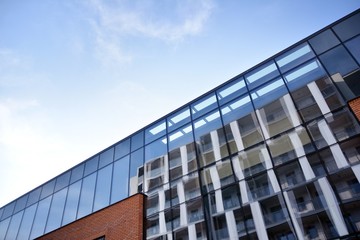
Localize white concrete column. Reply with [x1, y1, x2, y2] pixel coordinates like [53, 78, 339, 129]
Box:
[239, 181, 249, 204]
[281, 94, 301, 127]
[268, 170, 281, 193]
[164, 155, 169, 184]
[256, 109, 270, 139]
[215, 189, 224, 213]
[283, 191, 305, 240]
[159, 211, 167, 234]
[180, 145, 188, 175]
[180, 203, 188, 226]
[232, 155, 245, 180]
[158, 189, 165, 211]
[298, 156, 316, 180]
[177, 181, 185, 204]
[260, 147, 272, 170]
[307, 81, 331, 115]
[210, 165, 221, 190]
[250, 201, 269, 240]
[330, 144, 349, 169]
[318, 119, 336, 145]
[211, 130, 222, 160]
[226, 210, 239, 240]
[351, 164, 360, 183]
[289, 130, 305, 157]
[188, 224, 197, 240]
[318, 177, 349, 236]
[230, 121, 244, 151]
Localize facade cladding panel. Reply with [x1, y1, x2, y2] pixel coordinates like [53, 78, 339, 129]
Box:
[0, 9, 360, 240]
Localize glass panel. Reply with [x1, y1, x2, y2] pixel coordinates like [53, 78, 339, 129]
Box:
[131, 131, 144, 151]
[340, 136, 360, 165]
[129, 148, 144, 195]
[5, 210, 23, 240]
[144, 155, 168, 193]
[187, 198, 204, 223]
[145, 120, 166, 144]
[26, 187, 41, 207]
[309, 29, 340, 54]
[62, 180, 81, 226]
[169, 142, 197, 181]
[93, 164, 112, 211]
[45, 187, 67, 233]
[276, 43, 315, 73]
[221, 94, 253, 124]
[145, 137, 167, 163]
[268, 126, 314, 166]
[284, 60, 327, 91]
[276, 161, 305, 189]
[259, 195, 290, 229]
[217, 77, 247, 105]
[346, 35, 360, 64]
[114, 138, 130, 160]
[29, 195, 52, 239]
[84, 155, 99, 176]
[319, 45, 358, 77]
[194, 110, 228, 166]
[40, 180, 55, 200]
[17, 203, 37, 240]
[99, 147, 114, 168]
[201, 159, 234, 193]
[1, 202, 15, 220]
[330, 168, 360, 202]
[0, 218, 10, 240]
[333, 12, 360, 41]
[14, 194, 28, 213]
[167, 107, 191, 132]
[247, 173, 274, 200]
[325, 108, 360, 142]
[191, 93, 218, 119]
[245, 61, 280, 90]
[70, 163, 84, 184]
[232, 144, 270, 179]
[251, 77, 288, 109]
[77, 172, 97, 219]
[255, 92, 301, 138]
[170, 172, 201, 204]
[168, 124, 193, 151]
[54, 171, 71, 192]
[111, 156, 130, 204]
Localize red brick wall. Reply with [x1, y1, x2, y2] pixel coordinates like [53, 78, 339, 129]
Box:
[37, 193, 145, 240]
[349, 97, 360, 121]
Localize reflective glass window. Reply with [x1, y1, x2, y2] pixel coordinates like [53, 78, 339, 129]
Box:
[232, 144, 271, 180]
[221, 94, 253, 124]
[70, 163, 84, 184]
[145, 120, 166, 144]
[5, 210, 23, 240]
[284, 60, 327, 91]
[259, 195, 290, 229]
[201, 159, 234, 193]
[99, 147, 114, 168]
[330, 168, 360, 202]
[186, 198, 204, 223]
[0, 217, 10, 240]
[170, 172, 201, 204]
[251, 77, 288, 109]
[309, 29, 340, 54]
[14, 194, 28, 213]
[340, 136, 360, 165]
[191, 93, 218, 119]
[247, 173, 274, 201]
[77, 172, 97, 219]
[169, 142, 197, 180]
[45, 187, 67, 233]
[62, 180, 81, 225]
[319, 45, 358, 77]
[145, 137, 167, 163]
[114, 138, 130, 160]
[40, 180, 55, 200]
[131, 131, 144, 151]
[54, 171, 71, 192]
[307, 118, 333, 149]
[26, 187, 41, 207]
[168, 124, 193, 151]
[29, 195, 52, 239]
[276, 43, 315, 73]
[93, 164, 112, 211]
[206, 185, 241, 215]
[84, 156, 99, 176]
[0, 208, 3, 219]
[346, 35, 360, 64]
[325, 108, 360, 142]
[167, 107, 191, 132]
[333, 12, 360, 41]
[217, 77, 247, 105]
[17, 203, 37, 240]
[268, 126, 314, 166]
[194, 110, 228, 166]
[144, 155, 168, 192]
[111, 156, 130, 204]
[276, 161, 305, 189]
[245, 61, 280, 90]
[1, 202, 15, 220]
[129, 148, 144, 195]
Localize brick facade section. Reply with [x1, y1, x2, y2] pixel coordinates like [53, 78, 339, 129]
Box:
[349, 97, 360, 121]
[37, 193, 145, 240]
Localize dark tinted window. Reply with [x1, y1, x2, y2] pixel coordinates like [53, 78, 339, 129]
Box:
[14, 194, 28, 213]
[5, 210, 23, 240]
[55, 171, 71, 192]
[309, 29, 340, 54]
[345, 35, 360, 64]
[17, 203, 37, 240]
[77, 172, 97, 218]
[70, 164, 84, 184]
[99, 148, 114, 168]
[26, 187, 42, 207]
[333, 12, 360, 41]
[93, 164, 112, 211]
[131, 131, 144, 151]
[84, 156, 99, 176]
[111, 156, 130, 203]
[45, 187, 67, 233]
[40, 180, 55, 199]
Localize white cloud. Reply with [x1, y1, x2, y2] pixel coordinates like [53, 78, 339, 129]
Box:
[84, 0, 214, 67]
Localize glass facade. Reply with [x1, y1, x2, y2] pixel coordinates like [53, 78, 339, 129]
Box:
[1, 9, 360, 240]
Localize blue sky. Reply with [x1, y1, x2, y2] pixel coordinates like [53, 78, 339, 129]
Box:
[0, 0, 359, 207]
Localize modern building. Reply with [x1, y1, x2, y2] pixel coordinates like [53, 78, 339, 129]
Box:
[1, 9, 360, 240]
